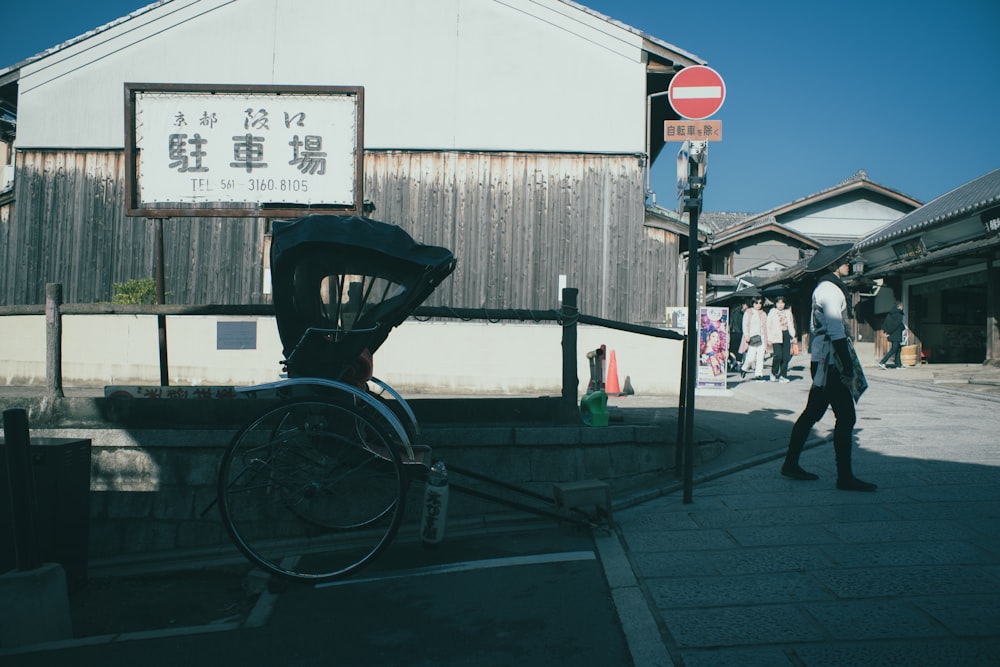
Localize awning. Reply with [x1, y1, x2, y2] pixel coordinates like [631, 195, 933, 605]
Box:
[706, 285, 759, 305]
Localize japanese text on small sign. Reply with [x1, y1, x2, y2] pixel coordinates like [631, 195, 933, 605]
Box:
[664, 120, 722, 142]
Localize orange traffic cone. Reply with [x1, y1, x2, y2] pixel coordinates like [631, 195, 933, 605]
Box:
[606, 350, 621, 394]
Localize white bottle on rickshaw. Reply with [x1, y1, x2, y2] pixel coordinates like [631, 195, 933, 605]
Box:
[420, 461, 449, 545]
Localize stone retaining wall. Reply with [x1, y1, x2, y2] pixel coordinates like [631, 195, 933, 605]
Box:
[5, 394, 679, 564]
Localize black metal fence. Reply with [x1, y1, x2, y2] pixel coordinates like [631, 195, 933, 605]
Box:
[2, 283, 700, 495]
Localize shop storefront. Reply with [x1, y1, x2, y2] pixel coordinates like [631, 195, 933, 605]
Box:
[853, 168, 1000, 366]
[906, 266, 988, 364]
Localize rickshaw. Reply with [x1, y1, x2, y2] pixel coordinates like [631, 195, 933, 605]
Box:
[216, 214, 456, 582]
[217, 214, 612, 583]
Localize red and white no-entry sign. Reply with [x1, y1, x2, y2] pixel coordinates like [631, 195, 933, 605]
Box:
[668, 66, 726, 120]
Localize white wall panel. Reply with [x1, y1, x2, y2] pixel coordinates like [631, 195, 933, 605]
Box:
[16, 0, 652, 153]
[783, 199, 910, 239]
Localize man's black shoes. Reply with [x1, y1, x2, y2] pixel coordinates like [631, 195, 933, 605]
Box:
[781, 465, 819, 481]
[836, 476, 878, 492]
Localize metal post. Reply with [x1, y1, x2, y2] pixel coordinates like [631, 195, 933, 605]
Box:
[45, 283, 64, 399]
[675, 336, 687, 477]
[560, 287, 580, 424]
[683, 201, 700, 503]
[681, 144, 706, 504]
[3, 408, 42, 571]
[155, 218, 170, 386]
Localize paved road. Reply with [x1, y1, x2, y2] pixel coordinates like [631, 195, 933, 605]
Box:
[4, 528, 631, 666]
[3, 363, 999, 665]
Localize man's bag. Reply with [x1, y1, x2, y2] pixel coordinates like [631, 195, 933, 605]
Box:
[833, 339, 868, 403]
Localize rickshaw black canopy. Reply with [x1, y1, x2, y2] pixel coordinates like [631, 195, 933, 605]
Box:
[270, 215, 456, 381]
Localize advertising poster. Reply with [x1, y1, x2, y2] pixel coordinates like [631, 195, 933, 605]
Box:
[664, 307, 688, 331]
[698, 306, 729, 390]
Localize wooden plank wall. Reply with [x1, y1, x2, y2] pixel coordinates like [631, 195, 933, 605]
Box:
[3, 150, 268, 306]
[2, 149, 680, 324]
[366, 151, 679, 324]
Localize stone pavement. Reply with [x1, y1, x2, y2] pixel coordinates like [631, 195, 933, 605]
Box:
[599, 361, 1000, 665]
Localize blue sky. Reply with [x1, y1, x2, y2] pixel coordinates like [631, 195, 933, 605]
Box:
[3, 0, 998, 213]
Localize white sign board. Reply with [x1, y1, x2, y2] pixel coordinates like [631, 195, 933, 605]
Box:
[126, 84, 363, 217]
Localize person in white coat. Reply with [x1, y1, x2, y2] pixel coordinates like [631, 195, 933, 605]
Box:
[739, 297, 768, 381]
[766, 296, 797, 382]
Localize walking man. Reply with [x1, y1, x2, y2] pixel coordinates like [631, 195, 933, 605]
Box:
[781, 243, 877, 492]
[878, 300, 906, 369]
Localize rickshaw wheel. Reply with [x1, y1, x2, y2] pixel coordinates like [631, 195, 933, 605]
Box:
[218, 398, 406, 582]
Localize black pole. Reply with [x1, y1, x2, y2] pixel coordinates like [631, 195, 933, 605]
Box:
[681, 151, 706, 504]
[3, 408, 42, 571]
[45, 283, 64, 399]
[155, 218, 169, 386]
[560, 288, 580, 424]
[683, 201, 700, 503]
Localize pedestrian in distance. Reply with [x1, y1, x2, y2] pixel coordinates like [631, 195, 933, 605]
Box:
[878, 300, 906, 370]
[766, 295, 796, 382]
[781, 243, 877, 492]
[739, 297, 768, 381]
[728, 300, 748, 373]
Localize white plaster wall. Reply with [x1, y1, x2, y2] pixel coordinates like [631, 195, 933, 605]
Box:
[0, 315, 683, 395]
[1, 316, 46, 384]
[15, 0, 649, 153]
[782, 198, 907, 240]
[61, 315, 163, 385]
[159, 315, 286, 386]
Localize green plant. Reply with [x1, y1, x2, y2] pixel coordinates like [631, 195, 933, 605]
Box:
[112, 278, 161, 305]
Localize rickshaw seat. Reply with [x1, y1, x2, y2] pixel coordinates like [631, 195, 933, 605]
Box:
[270, 215, 455, 381]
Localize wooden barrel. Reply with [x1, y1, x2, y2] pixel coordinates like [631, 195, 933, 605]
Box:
[900, 345, 918, 366]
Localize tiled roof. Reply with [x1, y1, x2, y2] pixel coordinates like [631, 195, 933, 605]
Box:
[645, 204, 713, 237]
[711, 214, 777, 239]
[699, 211, 755, 235]
[857, 167, 1000, 249]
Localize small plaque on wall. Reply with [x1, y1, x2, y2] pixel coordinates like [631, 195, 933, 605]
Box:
[217, 321, 257, 350]
[981, 206, 1000, 236]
